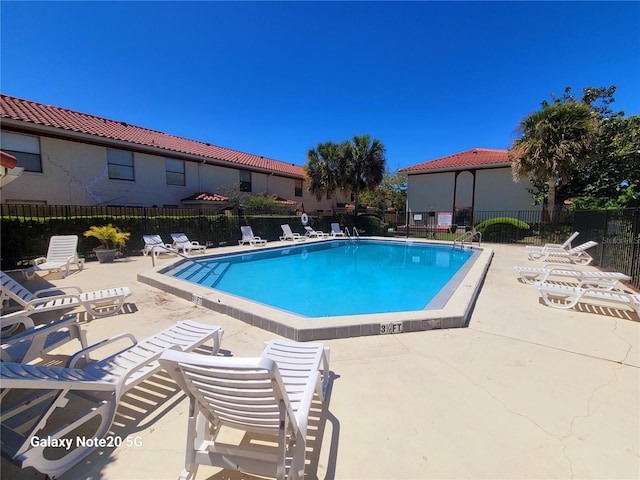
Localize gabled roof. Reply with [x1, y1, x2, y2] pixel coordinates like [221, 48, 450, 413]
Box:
[399, 148, 510, 174]
[0, 94, 304, 177]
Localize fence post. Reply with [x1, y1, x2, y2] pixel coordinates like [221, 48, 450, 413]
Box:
[630, 208, 640, 278]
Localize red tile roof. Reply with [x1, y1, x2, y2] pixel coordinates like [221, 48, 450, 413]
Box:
[399, 148, 510, 173]
[0, 94, 304, 177]
[181, 192, 230, 202]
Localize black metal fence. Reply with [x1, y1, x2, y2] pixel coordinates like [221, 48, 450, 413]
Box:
[0, 204, 351, 269]
[572, 208, 640, 290]
[2, 204, 638, 289]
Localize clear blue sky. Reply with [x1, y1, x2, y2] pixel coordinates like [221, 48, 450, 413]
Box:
[2, 1, 638, 172]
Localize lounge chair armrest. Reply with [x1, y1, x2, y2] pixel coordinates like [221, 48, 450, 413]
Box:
[24, 292, 84, 310]
[33, 285, 83, 297]
[1, 312, 35, 331]
[546, 264, 580, 272]
[576, 279, 624, 291]
[67, 333, 138, 368]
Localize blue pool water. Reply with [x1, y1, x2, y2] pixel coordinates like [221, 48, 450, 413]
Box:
[166, 240, 475, 318]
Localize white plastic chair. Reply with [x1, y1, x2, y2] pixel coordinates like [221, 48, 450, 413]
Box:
[1, 270, 131, 318]
[304, 226, 327, 238]
[330, 223, 345, 237]
[534, 280, 640, 315]
[0, 320, 223, 478]
[280, 224, 306, 242]
[171, 233, 207, 255]
[525, 231, 579, 252]
[159, 339, 329, 480]
[526, 241, 597, 264]
[23, 235, 84, 279]
[142, 234, 178, 258]
[514, 265, 631, 285]
[1, 313, 87, 363]
[239, 226, 267, 246]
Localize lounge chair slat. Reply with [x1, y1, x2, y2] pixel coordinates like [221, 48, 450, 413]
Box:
[159, 338, 328, 480]
[1, 320, 223, 478]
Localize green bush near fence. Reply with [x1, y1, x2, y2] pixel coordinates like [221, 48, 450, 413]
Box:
[475, 217, 530, 242]
[1, 213, 361, 269]
[538, 223, 574, 243]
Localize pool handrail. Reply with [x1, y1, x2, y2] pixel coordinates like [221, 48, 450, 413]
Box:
[151, 245, 190, 267]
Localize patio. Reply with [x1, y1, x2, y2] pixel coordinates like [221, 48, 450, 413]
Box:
[1, 242, 638, 479]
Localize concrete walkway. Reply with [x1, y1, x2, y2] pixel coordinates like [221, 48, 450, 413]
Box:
[2, 243, 638, 479]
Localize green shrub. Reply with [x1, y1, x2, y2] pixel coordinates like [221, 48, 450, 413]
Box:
[475, 217, 530, 242]
[538, 223, 574, 244]
[355, 214, 385, 235]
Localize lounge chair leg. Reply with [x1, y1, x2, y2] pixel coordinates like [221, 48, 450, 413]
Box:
[20, 398, 116, 478]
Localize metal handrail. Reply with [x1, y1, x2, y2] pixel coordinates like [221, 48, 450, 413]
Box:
[150, 245, 190, 267]
[453, 230, 481, 249]
[344, 227, 359, 244]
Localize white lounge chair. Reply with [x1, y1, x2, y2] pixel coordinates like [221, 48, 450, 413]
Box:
[280, 224, 306, 242]
[1, 313, 87, 363]
[1, 270, 131, 318]
[171, 233, 207, 255]
[304, 226, 327, 238]
[239, 226, 267, 246]
[525, 231, 579, 252]
[0, 320, 223, 478]
[534, 280, 640, 315]
[23, 235, 84, 280]
[330, 223, 345, 237]
[159, 339, 329, 480]
[514, 265, 631, 285]
[526, 241, 598, 264]
[142, 234, 178, 258]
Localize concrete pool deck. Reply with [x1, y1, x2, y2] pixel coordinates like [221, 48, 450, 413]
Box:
[2, 242, 639, 479]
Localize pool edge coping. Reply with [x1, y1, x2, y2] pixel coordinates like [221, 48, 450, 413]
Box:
[137, 237, 494, 341]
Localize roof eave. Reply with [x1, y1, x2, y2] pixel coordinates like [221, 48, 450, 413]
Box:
[404, 161, 512, 175]
[0, 117, 304, 179]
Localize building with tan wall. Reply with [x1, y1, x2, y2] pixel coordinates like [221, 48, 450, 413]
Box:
[0, 94, 348, 211]
[399, 148, 541, 229]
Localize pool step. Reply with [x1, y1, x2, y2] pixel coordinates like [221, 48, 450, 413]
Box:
[166, 261, 201, 278]
[170, 261, 230, 288]
[199, 262, 230, 287]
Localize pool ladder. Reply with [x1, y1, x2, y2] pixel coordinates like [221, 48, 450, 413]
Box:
[453, 230, 481, 250]
[345, 227, 360, 244]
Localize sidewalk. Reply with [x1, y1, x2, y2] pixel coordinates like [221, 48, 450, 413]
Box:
[2, 243, 638, 479]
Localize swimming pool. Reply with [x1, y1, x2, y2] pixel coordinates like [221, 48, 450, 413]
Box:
[167, 240, 473, 317]
[139, 237, 493, 340]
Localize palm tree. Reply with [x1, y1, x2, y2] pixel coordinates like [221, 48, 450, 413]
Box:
[304, 141, 344, 209]
[510, 101, 597, 222]
[342, 134, 386, 218]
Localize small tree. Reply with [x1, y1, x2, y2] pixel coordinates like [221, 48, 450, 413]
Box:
[304, 141, 344, 210]
[510, 98, 596, 221]
[359, 169, 407, 211]
[341, 134, 387, 218]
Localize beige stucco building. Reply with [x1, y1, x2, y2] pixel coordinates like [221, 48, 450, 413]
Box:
[0, 94, 348, 211]
[399, 148, 541, 228]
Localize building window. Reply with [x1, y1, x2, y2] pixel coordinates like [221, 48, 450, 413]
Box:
[239, 171, 252, 192]
[295, 179, 303, 197]
[1, 131, 42, 172]
[107, 148, 134, 181]
[165, 158, 185, 186]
